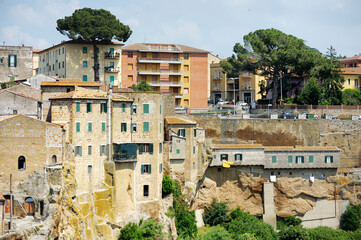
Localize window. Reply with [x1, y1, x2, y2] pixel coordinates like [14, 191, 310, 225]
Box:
[348, 79, 350, 85]
[13, 110, 17, 114]
[0, 57, 3, 63]
[18, 156, 26, 170]
[83, 75, 87, 82]
[143, 122, 149, 132]
[160, 104, 162, 114]
[86, 165, 92, 175]
[221, 154, 228, 161]
[193, 145, 196, 154]
[75, 146, 82, 156]
[128, 52, 133, 58]
[309, 156, 314, 163]
[52, 64, 54, 71]
[176, 149, 180, 154]
[102, 122, 106, 132]
[127, 75, 133, 81]
[62, 47, 64, 54]
[178, 129, 185, 137]
[159, 142, 162, 153]
[100, 102, 107, 113]
[288, 156, 293, 163]
[76, 122, 80, 132]
[235, 154, 242, 161]
[59, 62, 61, 69]
[121, 122, 127, 132]
[296, 156, 304, 164]
[272, 156, 277, 163]
[100, 145, 108, 156]
[110, 76, 114, 86]
[131, 123, 137, 132]
[194, 129, 197, 137]
[109, 62, 115, 67]
[83, 61, 87, 67]
[83, 47, 87, 53]
[159, 163, 163, 173]
[87, 102, 92, 112]
[160, 123, 162, 133]
[184, 88, 189, 94]
[184, 99, 189, 107]
[131, 105, 137, 114]
[139, 143, 153, 154]
[143, 185, 149, 197]
[184, 76, 189, 83]
[325, 156, 333, 163]
[122, 103, 126, 112]
[8, 55, 17, 67]
[62, 61, 64, 68]
[88, 122, 92, 132]
[52, 155, 57, 164]
[127, 63, 133, 70]
[184, 53, 189, 60]
[184, 65, 189, 71]
[250, 167, 255, 173]
[141, 164, 152, 174]
[88, 145, 92, 155]
[143, 103, 149, 114]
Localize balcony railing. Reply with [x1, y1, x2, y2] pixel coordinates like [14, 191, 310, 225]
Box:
[138, 70, 183, 75]
[113, 153, 137, 162]
[138, 58, 182, 64]
[105, 66, 120, 73]
[104, 51, 120, 58]
[149, 81, 183, 87]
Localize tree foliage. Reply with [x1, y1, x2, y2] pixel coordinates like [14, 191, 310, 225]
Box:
[162, 175, 175, 197]
[57, 8, 132, 82]
[203, 199, 229, 226]
[118, 219, 165, 240]
[224, 208, 278, 240]
[198, 226, 232, 240]
[298, 78, 322, 105]
[342, 89, 361, 105]
[307, 226, 361, 240]
[279, 226, 310, 240]
[118, 222, 143, 240]
[129, 81, 153, 92]
[340, 204, 361, 231]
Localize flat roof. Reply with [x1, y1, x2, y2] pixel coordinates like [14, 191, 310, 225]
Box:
[165, 116, 197, 125]
[264, 146, 339, 152]
[212, 144, 264, 149]
[41, 81, 100, 87]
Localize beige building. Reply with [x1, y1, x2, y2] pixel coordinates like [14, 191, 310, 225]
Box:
[0, 45, 33, 83]
[37, 40, 123, 86]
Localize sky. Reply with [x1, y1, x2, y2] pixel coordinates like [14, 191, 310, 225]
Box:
[0, 0, 360, 59]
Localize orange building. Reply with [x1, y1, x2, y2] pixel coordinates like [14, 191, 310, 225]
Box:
[121, 43, 209, 111]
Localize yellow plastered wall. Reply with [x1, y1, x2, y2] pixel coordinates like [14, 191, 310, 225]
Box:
[342, 74, 360, 89]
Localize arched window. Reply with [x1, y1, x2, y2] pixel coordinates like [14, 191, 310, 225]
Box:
[24, 197, 35, 216]
[18, 156, 26, 170]
[52, 155, 57, 164]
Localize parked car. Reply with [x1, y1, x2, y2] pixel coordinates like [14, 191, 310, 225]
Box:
[236, 101, 248, 106]
[321, 114, 337, 119]
[216, 99, 227, 105]
[281, 112, 297, 119]
[228, 100, 236, 105]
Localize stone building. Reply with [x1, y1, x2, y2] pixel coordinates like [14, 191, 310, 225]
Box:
[0, 45, 33, 83]
[210, 144, 340, 179]
[0, 114, 64, 220]
[37, 40, 123, 86]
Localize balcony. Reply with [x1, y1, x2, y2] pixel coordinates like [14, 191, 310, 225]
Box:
[138, 69, 183, 76]
[113, 143, 137, 163]
[149, 81, 183, 87]
[105, 66, 120, 73]
[174, 94, 183, 99]
[104, 51, 120, 58]
[138, 57, 182, 64]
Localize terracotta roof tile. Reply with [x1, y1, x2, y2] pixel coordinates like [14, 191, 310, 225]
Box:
[50, 86, 107, 100]
[165, 116, 196, 125]
[212, 144, 264, 149]
[121, 43, 208, 53]
[41, 81, 100, 87]
[342, 67, 361, 75]
[264, 146, 339, 152]
[111, 94, 133, 102]
[339, 54, 361, 62]
[0, 89, 40, 101]
[38, 40, 124, 53]
[176, 44, 208, 53]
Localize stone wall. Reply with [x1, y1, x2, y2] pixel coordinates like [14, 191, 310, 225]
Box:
[191, 115, 361, 167]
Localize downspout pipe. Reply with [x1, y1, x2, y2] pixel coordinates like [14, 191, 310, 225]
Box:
[107, 88, 112, 161]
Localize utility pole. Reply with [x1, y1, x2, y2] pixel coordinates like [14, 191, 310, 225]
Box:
[10, 174, 13, 231]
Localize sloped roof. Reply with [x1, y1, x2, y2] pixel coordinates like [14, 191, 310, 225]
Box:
[122, 43, 208, 53]
[0, 89, 40, 101]
[165, 116, 196, 125]
[50, 86, 107, 100]
[264, 146, 339, 152]
[0, 114, 63, 127]
[339, 54, 361, 62]
[111, 94, 133, 102]
[41, 80, 100, 87]
[38, 40, 124, 53]
[212, 144, 264, 149]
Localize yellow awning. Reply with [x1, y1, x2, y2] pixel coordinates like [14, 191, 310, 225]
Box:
[222, 161, 234, 168]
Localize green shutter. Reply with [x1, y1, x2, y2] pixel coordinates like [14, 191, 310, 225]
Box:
[14, 55, 17, 67]
[83, 47, 87, 53]
[325, 156, 327, 163]
[194, 129, 197, 137]
[122, 103, 125, 112]
[88, 122, 92, 132]
[160, 105, 162, 114]
[141, 165, 144, 174]
[272, 156, 277, 163]
[76, 122, 80, 132]
[110, 76, 114, 86]
[301, 156, 304, 163]
[193, 146, 195, 154]
[76, 102, 80, 112]
[83, 75, 87, 82]
[110, 48, 114, 52]
[176, 149, 180, 154]
[87, 102, 92, 112]
[139, 144, 143, 154]
[143, 104, 149, 114]
[159, 143, 162, 153]
[79, 146, 82, 156]
[288, 156, 292, 163]
[309, 156, 314, 163]
[8, 55, 10, 67]
[149, 144, 153, 154]
[160, 163, 163, 173]
[177, 129, 180, 136]
[149, 165, 152, 174]
[143, 122, 149, 132]
[331, 156, 334, 163]
[102, 122, 106, 132]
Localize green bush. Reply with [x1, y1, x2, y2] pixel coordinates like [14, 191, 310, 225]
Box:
[279, 226, 310, 240]
[118, 222, 143, 240]
[278, 216, 302, 230]
[307, 226, 356, 240]
[198, 226, 232, 240]
[342, 89, 361, 105]
[340, 204, 361, 231]
[203, 199, 229, 226]
[224, 208, 278, 240]
[139, 219, 164, 240]
[162, 175, 175, 197]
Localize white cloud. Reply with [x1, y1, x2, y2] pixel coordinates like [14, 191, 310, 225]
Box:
[1, 25, 49, 49]
[162, 19, 201, 42]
